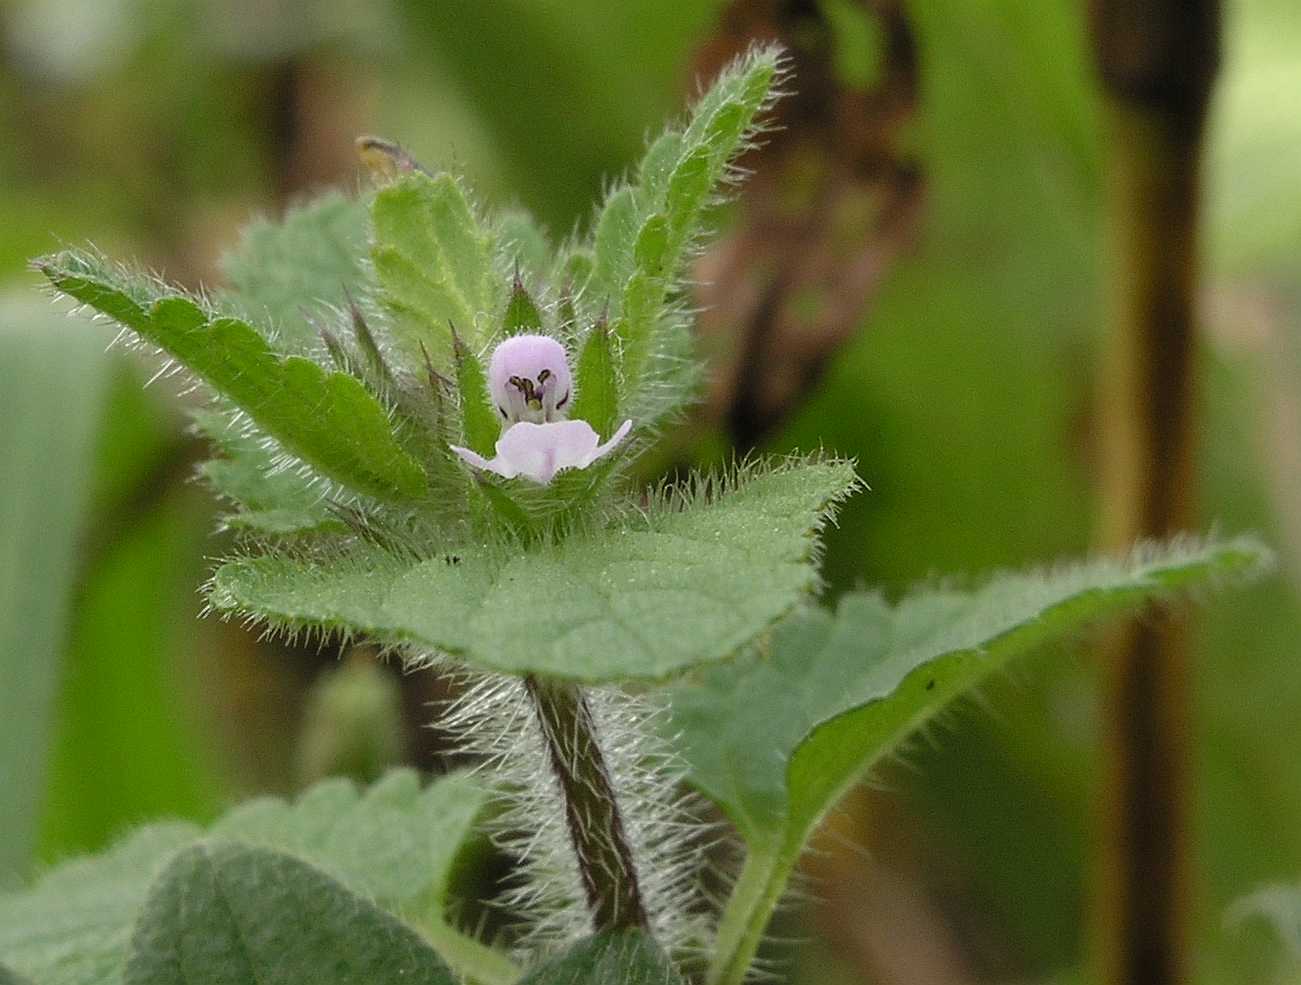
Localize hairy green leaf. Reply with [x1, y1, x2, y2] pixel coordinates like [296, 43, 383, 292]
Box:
[452, 329, 502, 458]
[0, 770, 488, 985]
[571, 319, 618, 437]
[192, 410, 343, 536]
[124, 842, 456, 985]
[209, 460, 859, 681]
[590, 186, 641, 302]
[637, 132, 685, 204]
[517, 932, 685, 985]
[220, 192, 369, 354]
[38, 252, 427, 503]
[496, 210, 553, 284]
[370, 172, 501, 372]
[585, 45, 780, 418]
[671, 537, 1272, 985]
[587, 46, 777, 313]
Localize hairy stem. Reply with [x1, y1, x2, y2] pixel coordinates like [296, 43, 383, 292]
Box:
[523, 676, 650, 934]
[1088, 2, 1219, 983]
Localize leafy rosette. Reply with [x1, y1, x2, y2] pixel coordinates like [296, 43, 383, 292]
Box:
[35, 46, 860, 683]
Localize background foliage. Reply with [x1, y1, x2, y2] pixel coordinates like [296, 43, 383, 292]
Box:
[1, 0, 1299, 982]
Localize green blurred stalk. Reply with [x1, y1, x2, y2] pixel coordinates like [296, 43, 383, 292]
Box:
[0, 308, 111, 885]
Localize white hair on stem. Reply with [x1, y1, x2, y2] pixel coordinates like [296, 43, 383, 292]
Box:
[437, 668, 714, 964]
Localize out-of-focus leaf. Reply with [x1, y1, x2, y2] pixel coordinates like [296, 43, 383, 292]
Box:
[2, 823, 200, 985]
[1, 770, 489, 985]
[37, 487, 221, 860]
[220, 192, 370, 354]
[296, 657, 405, 786]
[1227, 883, 1301, 959]
[517, 932, 685, 985]
[1228, 879, 1301, 957]
[193, 409, 343, 536]
[1207, 0, 1301, 277]
[124, 842, 457, 985]
[0, 963, 34, 985]
[0, 299, 112, 885]
[37, 250, 428, 503]
[397, 0, 717, 230]
[496, 209, 553, 284]
[209, 460, 858, 681]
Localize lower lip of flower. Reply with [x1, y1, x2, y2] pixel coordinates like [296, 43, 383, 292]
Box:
[450, 419, 633, 485]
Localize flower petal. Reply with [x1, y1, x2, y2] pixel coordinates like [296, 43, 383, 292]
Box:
[451, 419, 634, 485]
[495, 420, 598, 484]
[581, 419, 633, 467]
[488, 335, 573, 425]
[450, 443, 517, 479]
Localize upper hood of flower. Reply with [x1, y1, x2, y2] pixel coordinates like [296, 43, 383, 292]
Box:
[451, 419, 633, 485]
[488, 334, 572, 425]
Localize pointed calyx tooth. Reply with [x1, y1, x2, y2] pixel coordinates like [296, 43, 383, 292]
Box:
[344, 290, 395, 386]
[504, 273, 544, 334]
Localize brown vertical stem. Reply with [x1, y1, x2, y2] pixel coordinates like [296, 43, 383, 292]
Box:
[1088, 3, 1220, 984]
[523, 676, 649, 934]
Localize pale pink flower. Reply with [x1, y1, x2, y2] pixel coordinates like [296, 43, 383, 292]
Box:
[451, 419, 633, 485]
[488, 334, 572, 425]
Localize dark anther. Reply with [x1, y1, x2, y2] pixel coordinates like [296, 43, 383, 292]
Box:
[509, 375, 539, 403]
[556, 390, 570, 409]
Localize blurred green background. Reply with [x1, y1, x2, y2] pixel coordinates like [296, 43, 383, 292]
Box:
[1, 1, 1298, 982]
